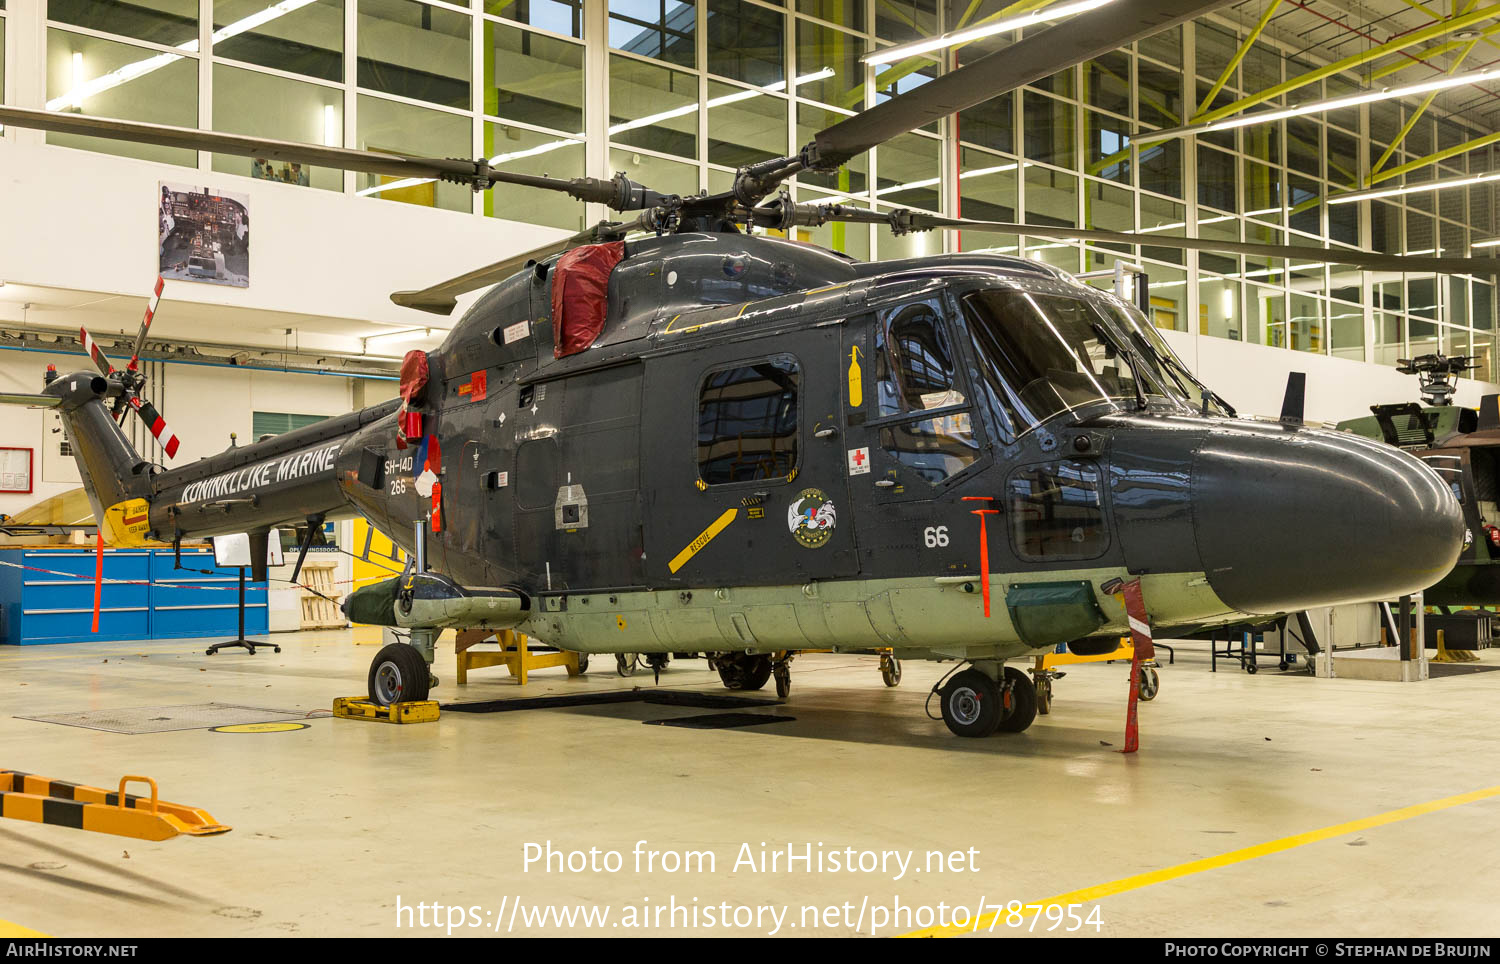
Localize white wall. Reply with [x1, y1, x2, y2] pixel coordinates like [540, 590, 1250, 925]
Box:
[0, 342, 385, 516]
[1162, 328, 1500, 425]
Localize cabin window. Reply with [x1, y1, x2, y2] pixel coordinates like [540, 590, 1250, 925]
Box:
[1008, 461, 1107, 561]
[697, 356, 799, 485]
[872, 298, 980, 486]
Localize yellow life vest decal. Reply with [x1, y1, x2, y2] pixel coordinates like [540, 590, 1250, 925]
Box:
[847, 345, 863, 408]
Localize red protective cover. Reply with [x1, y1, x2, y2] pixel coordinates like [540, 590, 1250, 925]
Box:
[551, 241, 624, 359]
[399, 349, 429, 402]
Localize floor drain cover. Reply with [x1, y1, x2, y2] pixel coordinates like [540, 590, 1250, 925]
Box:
[17, 702, 310, 734]
[643, 712, 795, 729]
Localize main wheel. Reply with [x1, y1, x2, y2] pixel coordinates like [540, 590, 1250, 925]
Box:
[368, 643, 430, 706]
[616, 653, 639, 677]
[1137, 664, 1160, 701]
[717, 654, 773, 691]
[995, 665, 1038, 733]
[881, 657, 902, 687]
[939, 669, 1001, 737]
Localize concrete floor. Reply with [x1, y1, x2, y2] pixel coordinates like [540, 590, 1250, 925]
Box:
[2, 632, 1499, 938]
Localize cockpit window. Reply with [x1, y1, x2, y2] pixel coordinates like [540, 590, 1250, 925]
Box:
[876, 299, 967, 417]
[959, 287, 1178, 432]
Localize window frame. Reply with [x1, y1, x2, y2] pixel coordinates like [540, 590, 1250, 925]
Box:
[1005, 458, 1112, 563]
[693, 352, 802, 489]
[866, 294, 990, 491]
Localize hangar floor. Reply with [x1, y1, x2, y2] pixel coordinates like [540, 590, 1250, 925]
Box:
[1, 632, 1498, 938]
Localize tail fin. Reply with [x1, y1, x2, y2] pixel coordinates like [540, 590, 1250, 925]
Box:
[45, 372, 156, 546]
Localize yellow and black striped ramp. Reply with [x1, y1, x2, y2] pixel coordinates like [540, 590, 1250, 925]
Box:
[0, 771, 231, 841]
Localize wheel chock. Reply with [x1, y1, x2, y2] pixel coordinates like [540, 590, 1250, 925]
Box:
[0, 771, 230, 841]
[332, 696, 440, 724]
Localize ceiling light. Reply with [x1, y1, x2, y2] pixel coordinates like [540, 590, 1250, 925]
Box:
[1472, 238, 1500, 248]
[1135, 66, 1500, 145]
[1327, 169, 1500, 204]
[862, 0, 1119, 66]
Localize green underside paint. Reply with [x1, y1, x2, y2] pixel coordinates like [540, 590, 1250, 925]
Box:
[513, 568, 1243, 662]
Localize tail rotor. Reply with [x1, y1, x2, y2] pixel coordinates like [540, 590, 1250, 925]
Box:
[77, 276, 181, 459]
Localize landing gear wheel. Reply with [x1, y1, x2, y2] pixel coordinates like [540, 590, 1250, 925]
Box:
[939, 669, 1001, 738]
[773, 662, 791, 699]
[717, 654, 773, 691]
[881, 656, 902, 687]
[368, 643, 430, 706]
[995, 665, 1038, 733]
[616, 653, 639, 677]
[1034, 674, 1052, 715]
[1137, 664, 1160, 701]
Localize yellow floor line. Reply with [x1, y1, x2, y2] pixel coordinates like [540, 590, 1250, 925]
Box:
[0, 919, 49, 938]
[900, 782, 1500, 938]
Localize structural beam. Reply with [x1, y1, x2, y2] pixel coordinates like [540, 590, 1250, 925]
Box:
[1194, 0, 1283, 119]
[1369, 7, 1482, 183]
[1193, 1, 1500, 127]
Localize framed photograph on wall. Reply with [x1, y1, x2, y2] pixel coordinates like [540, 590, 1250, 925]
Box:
[158, 182, 250, 288]
[0, 447, 34, 494]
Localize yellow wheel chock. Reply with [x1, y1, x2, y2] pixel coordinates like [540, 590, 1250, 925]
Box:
[0, 771, 230, 841]
[332, 696, 440, 724]
[1433, 629, 1480, 663]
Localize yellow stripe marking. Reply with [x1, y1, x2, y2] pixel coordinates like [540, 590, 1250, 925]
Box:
[0, 920, 49, 938]
[900, 782, 1500, 938]
[668, 508, 739, 574]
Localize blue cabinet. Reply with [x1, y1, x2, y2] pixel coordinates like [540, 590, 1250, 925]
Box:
[0, 548, 269, 645]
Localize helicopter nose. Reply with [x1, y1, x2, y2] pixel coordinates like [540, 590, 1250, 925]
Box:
[1192, 427, 1463, 615]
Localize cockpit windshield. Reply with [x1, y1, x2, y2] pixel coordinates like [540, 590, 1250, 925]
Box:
[958, 286, 1188, 435]
[1095, 299, 1236, 417]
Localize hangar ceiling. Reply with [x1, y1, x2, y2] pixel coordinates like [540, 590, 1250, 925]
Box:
[1218, 0, 1500, 132]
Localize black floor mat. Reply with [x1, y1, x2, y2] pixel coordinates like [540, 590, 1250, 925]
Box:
[441, 689, 780, 714]
[1428, 662, 1500, 677]
[643, 712, 796, 729]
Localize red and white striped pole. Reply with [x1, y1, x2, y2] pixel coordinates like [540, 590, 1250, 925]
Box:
[1120, 578, 1155, 754]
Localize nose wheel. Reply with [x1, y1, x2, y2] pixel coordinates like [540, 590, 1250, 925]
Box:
[367, 643, 432, 706]
[937, 665, 1038, 738]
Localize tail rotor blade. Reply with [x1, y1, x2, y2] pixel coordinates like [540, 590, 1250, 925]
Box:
[126, 395, 181, 459]
[129, 276, 165, 370]
[79, 327, 117, 377]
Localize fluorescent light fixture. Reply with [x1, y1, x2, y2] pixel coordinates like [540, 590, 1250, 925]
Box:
[359, 69, 838, 199]
[322, 104, 338, 147]
[1473, 238, 1500, 248]
[1137, 66, 1500, 145]
[1328, 169, 1500, 204]
[862, 0, 1118, 66]
[1221, 286, 1234, 316]
[47, 0, 319, 112]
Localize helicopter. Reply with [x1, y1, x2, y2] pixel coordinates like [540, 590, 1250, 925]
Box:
[0, 0, 1481, 738]
[1336, 354, 1500, 610]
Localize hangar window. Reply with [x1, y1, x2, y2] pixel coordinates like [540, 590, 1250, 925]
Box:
[1008, 461, 1107, 561]
[697, 356, 799, 485]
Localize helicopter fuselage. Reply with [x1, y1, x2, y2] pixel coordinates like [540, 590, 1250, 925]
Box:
[49, 232, 1463, 667]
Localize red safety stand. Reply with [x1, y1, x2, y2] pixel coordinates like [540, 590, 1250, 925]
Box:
[1120, 578, 1155, 754]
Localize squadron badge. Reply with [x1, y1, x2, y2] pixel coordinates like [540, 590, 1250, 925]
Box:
[787, 487, 837, 548]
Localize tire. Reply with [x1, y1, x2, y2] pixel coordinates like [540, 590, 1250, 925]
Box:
[576, 653, 590, 674]
[1138, 665, 1160, 701]
[881, 658, 902, 687]
[939, 669, 1002, 737]
[995, 665, 1038, 733]
[617, 653, 639, 677]
[368, 643, 430, 706]
[717, 654, 773, 691]
[774, 664, 791, 699]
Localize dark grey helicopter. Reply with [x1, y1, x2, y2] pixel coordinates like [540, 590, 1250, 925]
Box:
[0, 0, 1478, 737]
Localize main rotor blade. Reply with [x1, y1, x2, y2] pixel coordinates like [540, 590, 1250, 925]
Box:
[0, 106, 462, 181]
[811, 0, 1231, 170]
[0, 393, 61, 408]
[390, 217, 648, 315]
[908, 215, 1500, 278]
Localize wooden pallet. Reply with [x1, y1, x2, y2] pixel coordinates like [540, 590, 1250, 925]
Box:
[298, 561, 346, 629]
